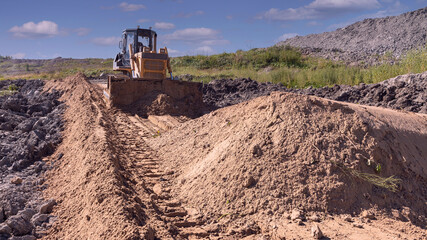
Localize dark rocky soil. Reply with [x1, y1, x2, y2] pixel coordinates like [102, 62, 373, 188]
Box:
[0, 80, 64, 240]
[203, 71, 427, 114]
[277, 7, 427, 65]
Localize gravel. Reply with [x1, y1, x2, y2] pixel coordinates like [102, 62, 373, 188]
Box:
[203, 71, 427, 114]
[0, 79, 64, 239]
[276, 7, 427, 65]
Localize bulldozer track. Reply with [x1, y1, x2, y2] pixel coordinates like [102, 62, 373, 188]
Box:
[109, 111, 206, 239]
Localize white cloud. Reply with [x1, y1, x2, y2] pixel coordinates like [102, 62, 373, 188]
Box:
[307, 21, 322, 26]
[154, 22, 176, 30]
[257, 0, 380, 21]
[200, 39, 230, 46]
[226, 15, 233, 20]
[362, 0, 405, 18]
[164, 28, 220, 42]
[12, 53, 26, 59]
[173, 10, 204, 18]
[327, 1, 405, 30]
[308, 0, 380, 10]
[91, 37, 121, 46]
[138, 19, 150, 23]
[74, 28, 91, 36]
[166, 48, 180, 57]
[275, 33, 298, 43]
[163, 28, 229, 49]
[194, 46, 215, 55]
[9, 21, 59, 38]
[119, 2, 146, 12]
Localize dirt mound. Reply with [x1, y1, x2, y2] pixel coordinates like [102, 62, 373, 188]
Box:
[0, 79, 64, 239]
[203, 71, 427, 114]
[149, 92, 427, 237]
[277, 7, 427, 64]
[43, 73, 193, 239]
[42, 74, 149, 239]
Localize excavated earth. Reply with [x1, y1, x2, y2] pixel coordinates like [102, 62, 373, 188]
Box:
[1, 72, 426, 239]
[204, 71, 427, 114]
[0, 80, 64, 239]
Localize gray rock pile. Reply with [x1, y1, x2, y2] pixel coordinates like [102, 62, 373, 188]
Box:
[276, 7, 427, 65]
[203, 71, 427, 114]
[0, 80, 64, 239]
[203, 78, 286, 108]
[298, 71, 427, 113]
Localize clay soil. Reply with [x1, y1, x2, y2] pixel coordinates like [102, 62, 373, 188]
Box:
[35, 73, 427, 239]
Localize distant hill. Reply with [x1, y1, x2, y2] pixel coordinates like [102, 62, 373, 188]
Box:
[276, 7, 427, 64]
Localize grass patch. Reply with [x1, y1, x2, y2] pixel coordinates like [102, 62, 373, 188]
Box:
[0, 84, 19, 96]
[1, 46, 425, 87]
[331, 160, 401, 192]
[172, 45, 427, 88]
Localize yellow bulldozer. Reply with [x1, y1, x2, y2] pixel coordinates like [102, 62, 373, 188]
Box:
[103, 26, 203, 115]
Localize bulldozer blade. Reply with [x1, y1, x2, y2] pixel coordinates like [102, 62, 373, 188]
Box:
[104, 75, 204, 117]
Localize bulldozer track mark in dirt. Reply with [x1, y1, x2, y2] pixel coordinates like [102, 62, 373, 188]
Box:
[43, 74, 208, 239]
[107, 106, 207, 239]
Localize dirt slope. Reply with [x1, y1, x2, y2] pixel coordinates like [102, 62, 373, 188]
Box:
[42, 74, 215, 239]
[36, 73, 426, 239]
[43, 74, 157, 239]
[277, 7, 427, 64]
[149, 91, 427, 238]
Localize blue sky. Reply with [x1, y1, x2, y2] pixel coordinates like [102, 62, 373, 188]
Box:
[0, 0, 425, 59]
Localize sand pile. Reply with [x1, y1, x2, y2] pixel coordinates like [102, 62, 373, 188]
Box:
[149, 92, 427, 236]
[42, 74, 155, 239]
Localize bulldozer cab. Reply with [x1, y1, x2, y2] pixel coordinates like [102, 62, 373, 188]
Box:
[114, 27, 158, 73]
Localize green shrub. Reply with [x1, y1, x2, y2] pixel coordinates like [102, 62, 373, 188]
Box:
[8, 84, 19, 91]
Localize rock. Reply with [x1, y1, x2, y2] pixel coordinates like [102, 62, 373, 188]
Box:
[391, 209, 406, 221]
[6, 215, 33, 236]
[17, 209, 36, 221]
[252, 144, 263, 157]
[0, 223, 12, 234]
[311, 224, 323, 239]
[352, 223, 363, 228]
[39, 199, 56, 214]
[33, 226, 47, 238]
[153, 183, 162, 195]
[274, 224, 287, 240]
[360, 210, 375, 220]
[290, 209, 304, 221]
[9, 235, 37, 240]
[30, 213, 49, 226]
[141, 225, 155, 240]
[149, 194, 158, 201]
[0, 207, 4, 223]
[342, 214, 353, 222]
[11, 177, 23, 184]
[308, 213, 320, 222]
[203, 223, 219, 233]
[243, 176, 257, 188]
